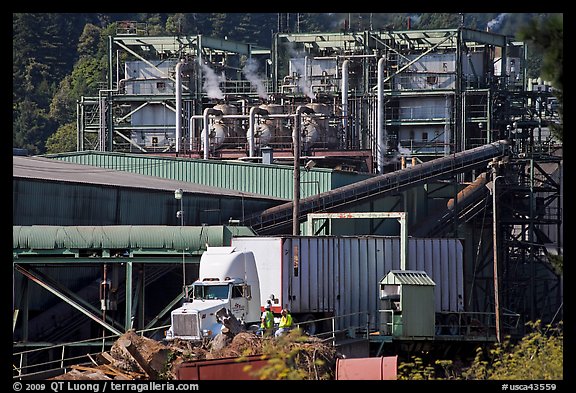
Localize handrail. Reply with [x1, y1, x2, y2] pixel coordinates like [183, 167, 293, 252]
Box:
[12, 325, 170, 380]
[293, 311, 371, 347]
[376, 309, 521, 339]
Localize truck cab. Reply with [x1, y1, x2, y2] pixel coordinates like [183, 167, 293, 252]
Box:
[165, 247, 262, 341]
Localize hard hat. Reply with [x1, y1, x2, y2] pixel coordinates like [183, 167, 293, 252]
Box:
[265, 304, 271, 310]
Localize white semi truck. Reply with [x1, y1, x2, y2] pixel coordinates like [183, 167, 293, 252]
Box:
[165, 246, 262, 340]
[165, 236, 466, 341]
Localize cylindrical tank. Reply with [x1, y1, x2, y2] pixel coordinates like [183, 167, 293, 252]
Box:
[201, 104, 240, 150]
[254, 123, 273, 146]
[259, 103, 290, 145]
[300, 103, 333, 149]
[201, 123, 227, 150]
[215, 103, 241, 142]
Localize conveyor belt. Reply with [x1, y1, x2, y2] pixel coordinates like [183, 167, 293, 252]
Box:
[243, 140, 511, 234]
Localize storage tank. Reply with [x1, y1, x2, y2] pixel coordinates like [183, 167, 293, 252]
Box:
[252, 103, 288, 147]
[201, 103, 240, 150]
[300, 103, 337, 149]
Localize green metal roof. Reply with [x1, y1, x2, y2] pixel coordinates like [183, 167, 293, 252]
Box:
[380, 270, 436, 286]
[42, 151, 373, 200]
[13, 225, 255, 253]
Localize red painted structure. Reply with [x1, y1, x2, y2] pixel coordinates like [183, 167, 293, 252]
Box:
[176, 355, 269, 380]
[335, 356, 398, 380]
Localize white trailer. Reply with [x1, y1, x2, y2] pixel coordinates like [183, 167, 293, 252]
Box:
[165, 235, 464, 341]
[231, 236, 464, 334]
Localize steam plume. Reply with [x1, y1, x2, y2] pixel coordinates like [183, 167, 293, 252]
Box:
[200, 61, 225, 99]
[242, 58, 269, 100]
[487, 13, 507, 32]
[286, 42, 316, 100]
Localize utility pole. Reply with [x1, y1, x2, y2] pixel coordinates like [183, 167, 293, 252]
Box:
[487, 159, 504, 343]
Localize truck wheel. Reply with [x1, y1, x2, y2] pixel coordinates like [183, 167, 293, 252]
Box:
[298, 314, 317, 336]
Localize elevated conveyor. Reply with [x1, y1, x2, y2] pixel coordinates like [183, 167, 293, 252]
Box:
[242, 140, 511, 234]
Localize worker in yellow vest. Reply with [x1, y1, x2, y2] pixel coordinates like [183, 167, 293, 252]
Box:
[260, 303, 274, 336]
[275, 308, 293, 337]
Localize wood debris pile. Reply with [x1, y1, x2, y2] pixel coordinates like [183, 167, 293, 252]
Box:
[50, 329, 337, 380]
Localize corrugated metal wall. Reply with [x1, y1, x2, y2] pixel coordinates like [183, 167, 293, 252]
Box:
[12, 179, 280, 226]
[231, 236, 464, 331]
[43, 151, 373, 199]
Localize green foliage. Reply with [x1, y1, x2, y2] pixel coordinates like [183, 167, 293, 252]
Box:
[547, 254, 563, 276]
[517, 14, 563, 91]
[13, 98, 55, 155]
[416, 13, 462, 29]
[45, 122, 77, 154]
[398, 356, 438, 380]
[244, 329, 334, 380]
[398, 320, 563, 380]
[463, 320, 563, 380]
[517, 14, 563, 143]
[77, 23, 102, 58]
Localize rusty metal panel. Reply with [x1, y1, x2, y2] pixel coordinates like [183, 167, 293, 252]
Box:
[335, 356, 397, 380]
[176, 355, 268, 380]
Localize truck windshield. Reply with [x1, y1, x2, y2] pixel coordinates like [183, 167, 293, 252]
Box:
[193, 284, 230, 300]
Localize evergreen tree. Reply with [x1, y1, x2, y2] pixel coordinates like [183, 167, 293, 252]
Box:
[517, 13, 563, 142]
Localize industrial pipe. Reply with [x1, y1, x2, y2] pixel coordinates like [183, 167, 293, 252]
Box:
[248, 107, 269, 157]
[293, 105, 315, 236]
[175, 61, 184, 154]
[303, 56, 309, 93]
[341, 60, 349, 147]
[377, 57, 386, 174]
[98, 79, 127, 152]
[447, 172, 488, 210]
[202, 108, 224, 159]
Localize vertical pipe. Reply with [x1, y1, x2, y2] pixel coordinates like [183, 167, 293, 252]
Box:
[293, 106, 315, 235]
[492, 171, 503, 343]
[487, 89, 492, 143]
[341, 60, 349, 148]
[377, 56, 386, 173]
[444, 94, 451, 155]
[203, 108, 223, 159]
[303, 55, 308, 95]
[125, 261, 133, 331]
[107, 36, 114, 152]
[77, 100, 82, 151]
[175, 61, 183, 154]
[399, 213, 408, 270]
[529, 159, 535, 321]
[189, 117, 195, 153]
[249, 107, 269, 157]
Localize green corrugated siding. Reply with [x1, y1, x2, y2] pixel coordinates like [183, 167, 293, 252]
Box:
[13, 225, 256, 252]
[44, 151, 371, 199]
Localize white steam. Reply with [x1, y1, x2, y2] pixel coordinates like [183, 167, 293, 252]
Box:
[286, 42, 316, 100]
[200, 61, 225, 99]
[487, 13, 507, 32]
[242, 58, 269, 100]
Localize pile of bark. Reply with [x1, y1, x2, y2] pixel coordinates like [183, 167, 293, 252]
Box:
[50, 328, 337, 380]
